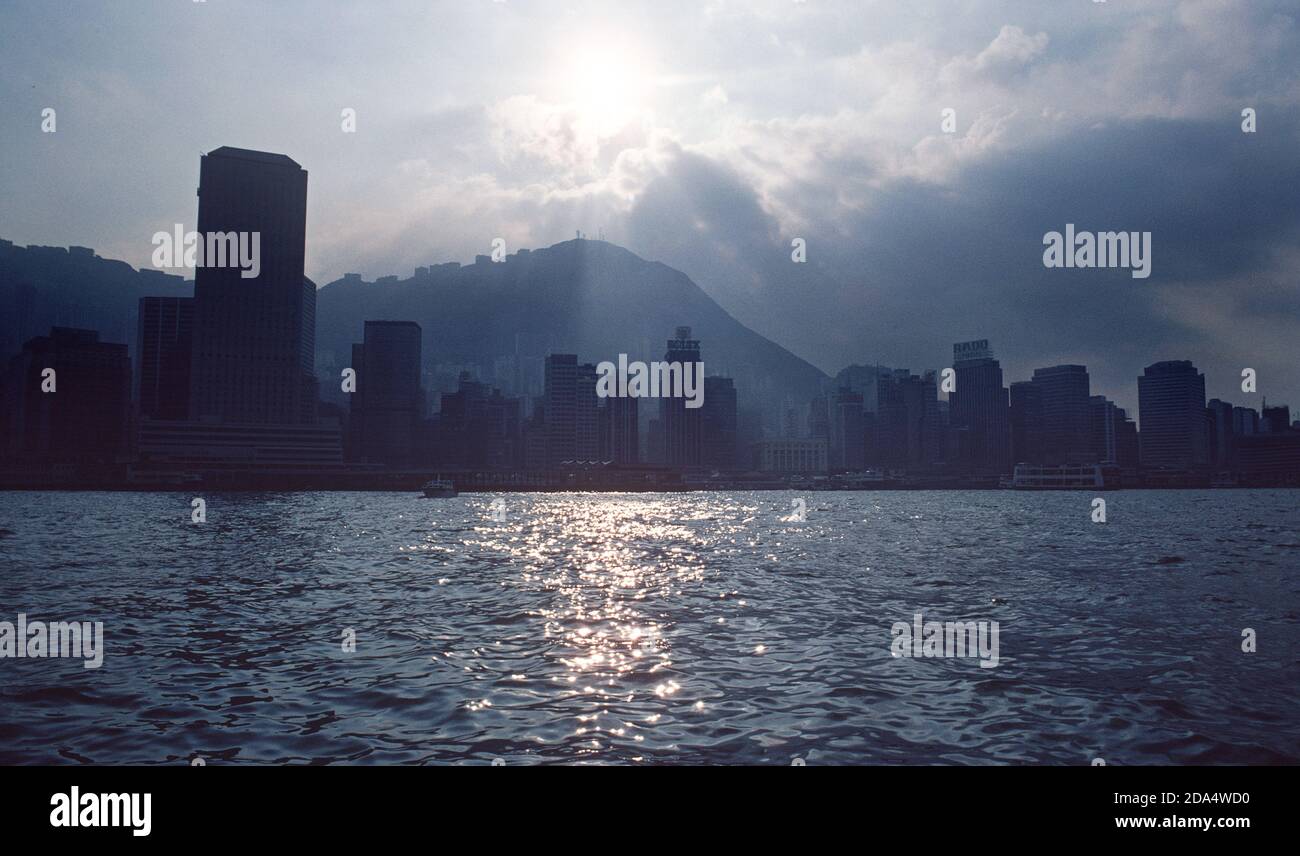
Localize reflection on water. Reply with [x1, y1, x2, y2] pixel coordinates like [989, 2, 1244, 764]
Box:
[0, 490, 1297, 764]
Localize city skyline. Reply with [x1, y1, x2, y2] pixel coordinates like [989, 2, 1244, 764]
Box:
[3, 1, 1299, 411]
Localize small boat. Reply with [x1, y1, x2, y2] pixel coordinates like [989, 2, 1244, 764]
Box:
[420, 478, 458, 498]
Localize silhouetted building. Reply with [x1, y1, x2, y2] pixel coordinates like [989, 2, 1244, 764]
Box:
[544, 354, 597, 466]
[189, 147, 317, 425]
[949, 340, 1010, 473]
[432, 371, 521, 470]
[1, 328, 130, 462]
[349, 321, 423, 467]
[137, 296, 193, 421]
[1032, 364, 1092, 464]
[600, 395, 639, 465]
[661, 326, 702, 468]
[1089, 395, 1118, 464]
[1009, 380, 1043, 464]
[1262, 401, 1292, 434]
[701, 376, 738, 470]
[576, 362, 599, 461]
[1138, 360, 1208, 470]
[1206, 398, 1235, 470]
[829, 387, 865, 470]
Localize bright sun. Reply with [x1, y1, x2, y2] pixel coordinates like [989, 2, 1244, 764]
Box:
[557, 41, 653, 136]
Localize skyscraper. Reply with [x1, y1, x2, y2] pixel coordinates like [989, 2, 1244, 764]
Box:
[544, 354, 576, 467]
[349, 321, 423, 468]
[189, 147, 316, 425]
[600, 395, 639, 465]
[1031, 365, 1092, 464]
[1008, 380, 1044, 464]
[137, 296, 193, 421]
[661, 326, 702, 468]
[1138, 360, 1208, 470]
[949, 340, 1010, 474]
[701, 376, 738, 470]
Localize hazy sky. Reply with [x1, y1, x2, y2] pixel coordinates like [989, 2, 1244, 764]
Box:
[2, 0, 1298, 412]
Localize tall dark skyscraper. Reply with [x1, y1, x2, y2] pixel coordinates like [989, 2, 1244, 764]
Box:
[137, 296, 194, 421]
[349, 321, 423, 468]
[1138, 360, 1208, 470]
[949, 340, 1009, 474]
[1031, 364, 1092, 464]
[1008, 380, 1044, 465]
[544, 355, 575, 467]
[189, 147, 316, 425]
[701, 375, 739, 470]
[661, 326, 702, 468]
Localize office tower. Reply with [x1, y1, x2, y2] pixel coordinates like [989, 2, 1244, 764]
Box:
[899, 369, 940, 468]
[1009, 380, 1044, 464]
[1206, 399, 1235, 470]
[1089, 395, 1118, 464]
[576, 362, 599, 461]
[1114, 407, 1140, 475]
[1261, 402, 1292, 434]
[701, 376, 738, 470]
[544, 354, 579, 467]
[807, 394, 830, 441]
[661, 326, 702, 468]
[137, 296, 194, 420]
[1138, 360, 1208, 470]
[349, 321, 423, 467]
[1, 328, 130, 461]
[189, 147, 316, 425]
[600, 395, 639, 465]
[1031, 365, 1092, 464]
[1232, 406, 1259, 437]
[433, 371, 521, 470]
[828, 387, 865, 470]
[949, 340, 1010, 473]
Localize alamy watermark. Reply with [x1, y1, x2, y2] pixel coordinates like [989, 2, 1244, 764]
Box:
[0, 613, 104, 668]
[151, 224, 261, 279]
[890, 611, 999, 668]
[595, 354, 704, 409]
[1043, 224, 1151, 279]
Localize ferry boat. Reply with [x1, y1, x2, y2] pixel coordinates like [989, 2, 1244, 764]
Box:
[1010, 463, 1120, 490]
[420, 478, 458, 498]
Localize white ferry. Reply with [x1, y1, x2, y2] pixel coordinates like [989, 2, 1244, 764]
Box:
[1010, 463, 1120, 490]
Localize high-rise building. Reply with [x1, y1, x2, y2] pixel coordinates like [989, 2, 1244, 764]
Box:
[543, 354, 596, 465]
[829, 387, 865, 470]
[661, 326, 702, 468]
[600, 395, 639, 465]
[1089, 395, 1118, 464]
[949, 340, 1010, 473]
[1206, 398, 1235, 470]
[1262, 402, 1292, 434]
[1138, 360, 1208, 470]
[544, 354, 577, 467]
[576, 361, 599, 461]
[349, 321, 423, 468]
[1009, 380, 1044, 464]
[1, 328, 130, 461]
[1031, 364, 1092, 464]
[701, 376, 738, 470]
[189, 147, 317, 425]
[137, 296, 194, 421]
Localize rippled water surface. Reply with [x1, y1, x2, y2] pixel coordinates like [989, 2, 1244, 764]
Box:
[0, 490, 1297, 765]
